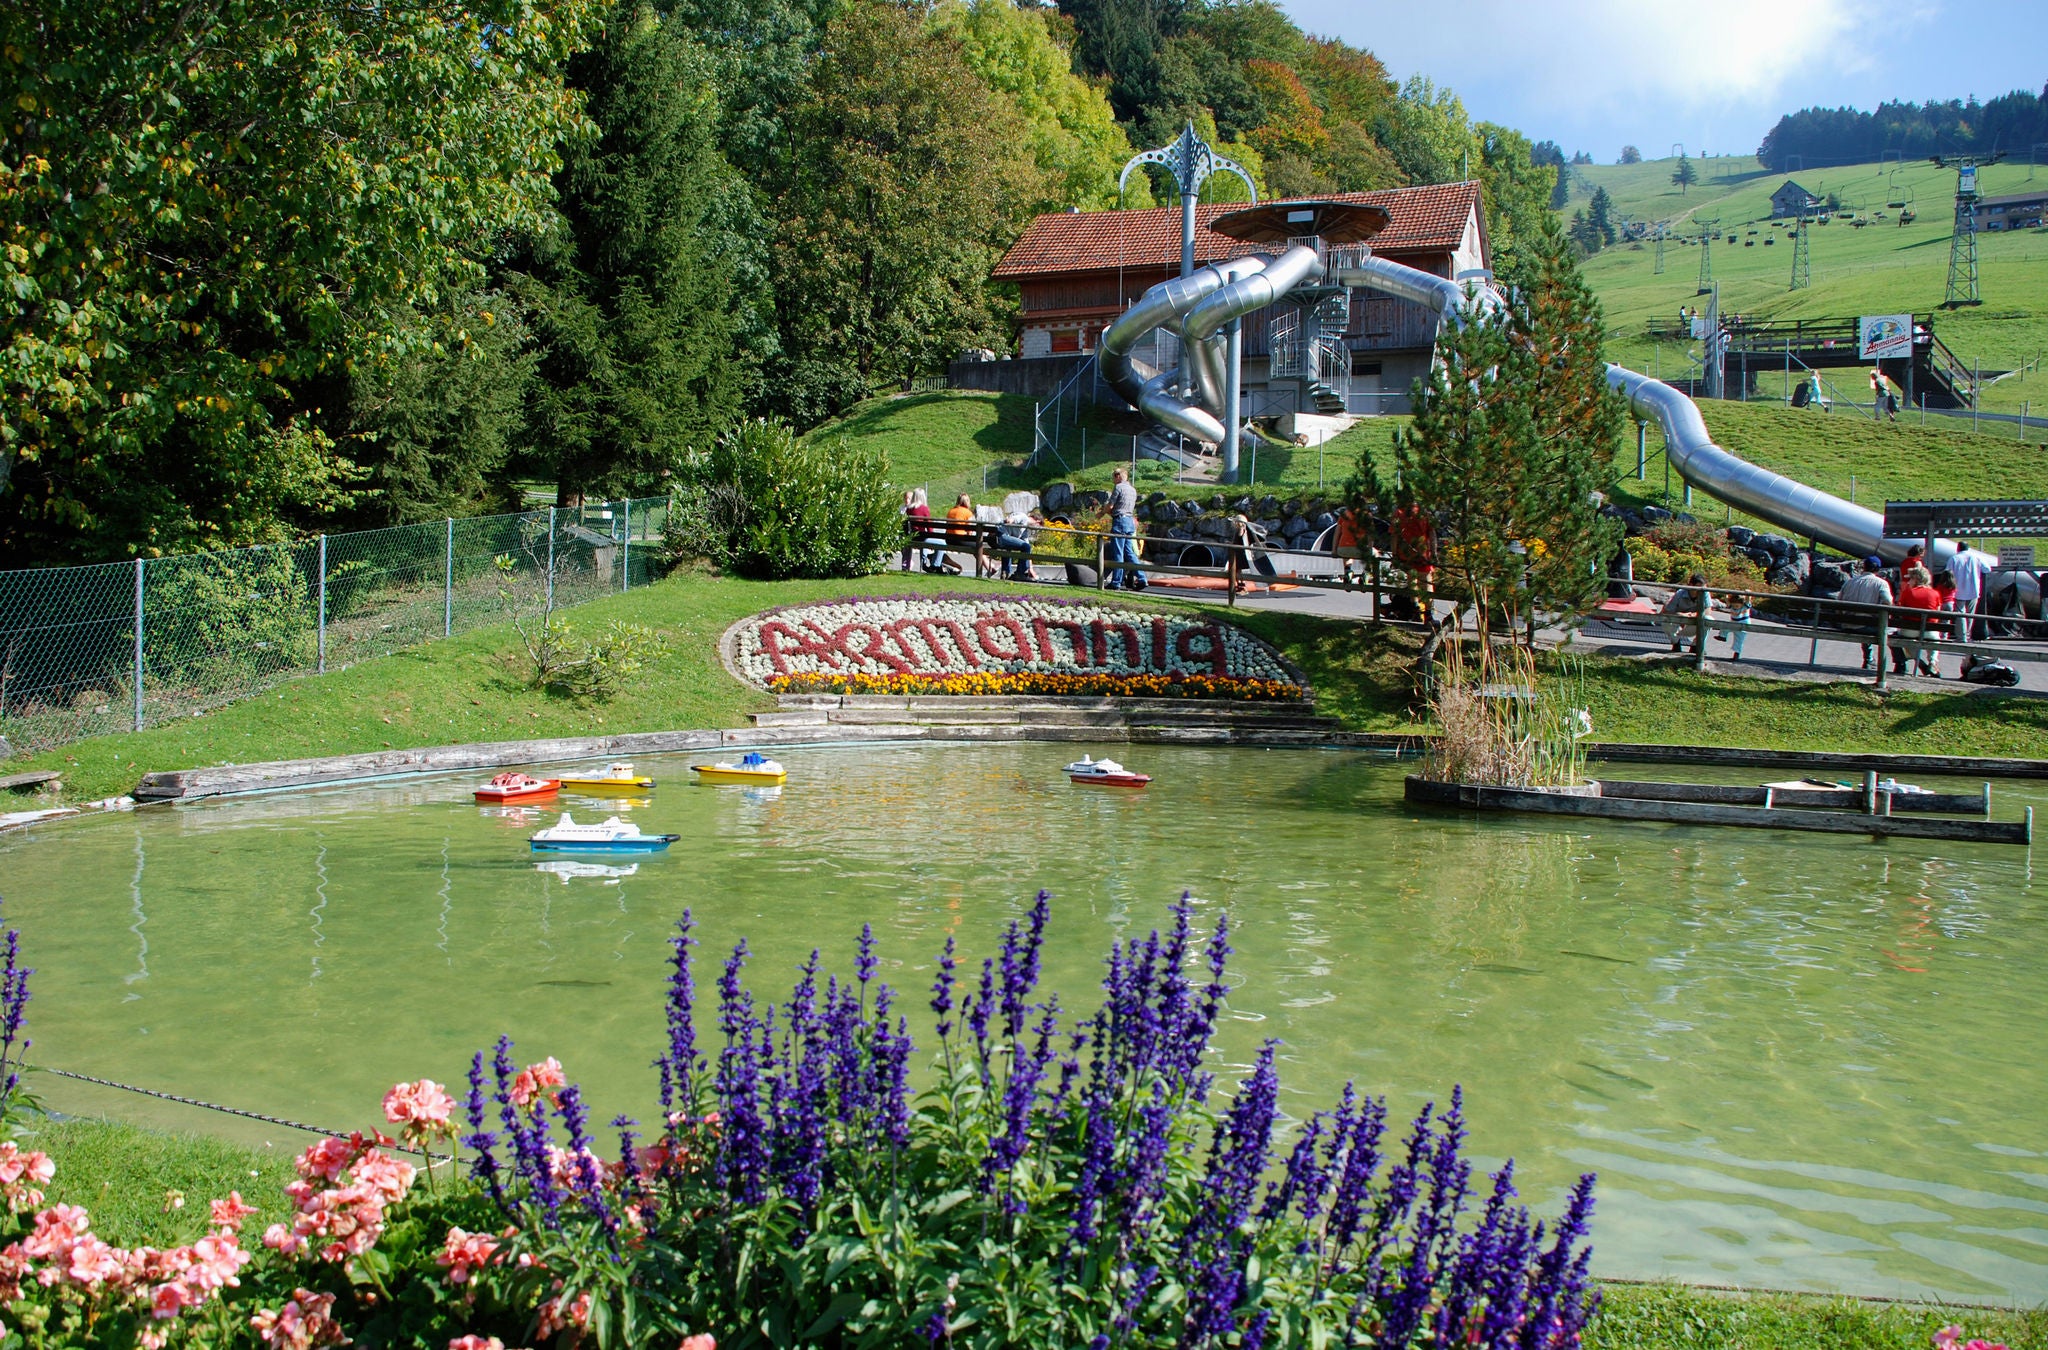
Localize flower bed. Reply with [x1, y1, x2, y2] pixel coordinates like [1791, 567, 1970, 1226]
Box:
[725, 594, 1308, 696]
[769, 671, 1304, 700]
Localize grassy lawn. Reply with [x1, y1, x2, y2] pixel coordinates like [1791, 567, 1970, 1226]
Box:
[28, 1117, 2046, 1347]
[817, 390, 1037, 499]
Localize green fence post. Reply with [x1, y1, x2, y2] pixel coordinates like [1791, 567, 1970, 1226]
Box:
[444, 518, 454, 637]
[132, 558, 145, 732]
[619, 500, 629, 593]
[316, 534, 327, 674]
[545, 506, 556, 613]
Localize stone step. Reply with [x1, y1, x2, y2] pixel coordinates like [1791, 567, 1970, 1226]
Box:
[812, 707, 1342, 731]
[748, 710, 831, 728]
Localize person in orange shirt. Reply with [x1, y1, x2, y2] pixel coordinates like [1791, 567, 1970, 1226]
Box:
[942, 494, 975, 576]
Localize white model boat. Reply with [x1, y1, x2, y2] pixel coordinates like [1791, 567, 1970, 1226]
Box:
[529, 813, 680, 854]
[1063, 754, 1152, 788]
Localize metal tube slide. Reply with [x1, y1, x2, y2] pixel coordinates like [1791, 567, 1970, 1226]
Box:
[1182, 256, 1270, 413]
[1182, 245, 1322, 342]
[1605, 366, 1993, 570]
[1099, 268, 1237, 443]
[1332, 254, 1503, 333]
[1336, 249, 1992, 571]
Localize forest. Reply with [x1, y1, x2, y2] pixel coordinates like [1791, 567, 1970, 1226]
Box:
[1755, 86, 2048, 171]
[1, 0, 1559, 567]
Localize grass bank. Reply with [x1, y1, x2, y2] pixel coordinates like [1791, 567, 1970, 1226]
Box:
[16, 569, 2048, 809]
[32, 1118, 2047, 1348]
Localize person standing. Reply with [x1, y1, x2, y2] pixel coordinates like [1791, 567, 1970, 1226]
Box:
[1838, 555, 1893, 671]
[1949, 542, 1987, 642]
[1332, 505, 1367, 590]
[1105, 469, 1141, 590]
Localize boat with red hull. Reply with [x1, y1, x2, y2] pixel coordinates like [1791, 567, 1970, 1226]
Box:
[1065, 755, 1151, 788]
[474, 772, 560, 803]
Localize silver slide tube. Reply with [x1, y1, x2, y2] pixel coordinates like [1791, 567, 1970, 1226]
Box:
[1332, 255, 1503, 333]
[1182, 245, 1323, 342]
[1099, 268, 1236, 443]
[1337, 251, 1992, 571]
[1181, 256, 1270, 412]
[1606, 366, 1993, 570]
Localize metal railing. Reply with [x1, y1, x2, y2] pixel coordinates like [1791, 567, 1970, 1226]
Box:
[0, 497, 671, 756]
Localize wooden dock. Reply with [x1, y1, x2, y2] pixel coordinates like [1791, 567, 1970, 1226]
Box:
[1404, 775, 2032, 846]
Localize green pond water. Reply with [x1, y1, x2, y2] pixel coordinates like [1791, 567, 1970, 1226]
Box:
[1, 743, 2044, 1300]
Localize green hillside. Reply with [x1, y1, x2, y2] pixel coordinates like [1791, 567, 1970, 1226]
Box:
[1569, 155, 2048, 418]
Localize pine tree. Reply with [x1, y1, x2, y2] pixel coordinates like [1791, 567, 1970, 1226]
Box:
[1587, 186, 1617, 246]
[507, 2, 755, 506]
[1670, 152, 1698, 193]
[1619, 145, 1641, 164]
[1396, 213, 1621, 643]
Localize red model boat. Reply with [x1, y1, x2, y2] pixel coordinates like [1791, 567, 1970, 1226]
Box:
[1064, 755, 1152, 788]
[474, 772, 560, 803]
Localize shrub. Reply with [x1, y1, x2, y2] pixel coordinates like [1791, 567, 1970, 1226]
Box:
[666, 420, 901, 579]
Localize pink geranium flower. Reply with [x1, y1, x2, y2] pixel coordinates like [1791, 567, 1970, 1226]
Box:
[436, 1227, 501, 1285]
[448, 1337, 505, 1350]
[508, 1058, 567, 1110]
[383, 1079, 457, 1135]
[681, 1335, 717, 1350]
[251, 1287, 348, 1348]
[210, 1192, 258, 1232]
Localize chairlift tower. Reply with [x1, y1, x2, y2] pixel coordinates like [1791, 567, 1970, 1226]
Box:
[1933, 152, 2005, 308]
[1788, 210, 1810, 290]
[1695, 224, 1716, 295]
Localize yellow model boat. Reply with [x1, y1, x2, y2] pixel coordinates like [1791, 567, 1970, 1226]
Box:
[559, 762, 656, 793]
[691, 752, 787, 786]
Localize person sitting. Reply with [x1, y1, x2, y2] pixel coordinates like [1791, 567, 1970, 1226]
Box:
[995, 507, 1041, 582]
[1893, 565, 1943, 677]
[1837, 555, 1894, 671]
[941, 494, 975, 576]
[905, 488, 946, 572]
[1660, 572, 1710, 653]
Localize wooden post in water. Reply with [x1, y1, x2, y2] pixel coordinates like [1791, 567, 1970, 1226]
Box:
[1864, 770, 1879, 815]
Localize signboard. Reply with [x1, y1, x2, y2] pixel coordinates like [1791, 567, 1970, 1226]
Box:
[1858, 313, 1913, 361]
[1998, 544, 2036, 570]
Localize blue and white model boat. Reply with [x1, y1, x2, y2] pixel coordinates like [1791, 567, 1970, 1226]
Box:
[529, 813, 680, 855]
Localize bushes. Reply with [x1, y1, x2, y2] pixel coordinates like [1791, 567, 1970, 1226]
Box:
[0, 900, 1600, 1350]
[666, 420, 901, 579]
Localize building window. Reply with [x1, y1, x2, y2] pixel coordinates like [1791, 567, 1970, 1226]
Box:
[1051, 330, 1080, 354]
[1352, 357, 1383, 378]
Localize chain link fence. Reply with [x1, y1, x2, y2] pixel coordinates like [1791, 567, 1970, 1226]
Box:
[0, 497, 671, 757]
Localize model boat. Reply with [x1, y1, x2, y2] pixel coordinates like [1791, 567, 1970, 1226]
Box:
[475, 772, 559, 803]
[1064, 754, 1151, 788]
[691, 752, 788, 786]
[559, 762, 656, 793]
[529, 813, 681, 854]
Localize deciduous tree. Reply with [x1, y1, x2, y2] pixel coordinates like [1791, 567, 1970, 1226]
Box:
[0, 0, 599, 563]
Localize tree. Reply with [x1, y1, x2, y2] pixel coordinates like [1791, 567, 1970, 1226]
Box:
[506, 4, 757, 508]
[1057, 0, 1186, 126]
[0, 0, 600, 564]
[1619, 145, 1641, 164]
[1671, 152, 1698, 193]
[765, 0, 1033, 426]
[1395, 212, 1620, 643]
[932, 0, 1151, 213]
[1587, 186, 1617, 247]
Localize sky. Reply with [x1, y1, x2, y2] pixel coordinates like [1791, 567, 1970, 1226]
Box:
[1274, 0, 2048, 165]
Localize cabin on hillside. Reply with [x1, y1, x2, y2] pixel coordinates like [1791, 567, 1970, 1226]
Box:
[962, 181, 1488, 417]
[1974, 190, 2048, 231]
[1770, 180, 1821, 218]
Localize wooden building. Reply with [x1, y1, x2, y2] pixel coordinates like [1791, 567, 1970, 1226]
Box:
[976, 182, 1489, 416]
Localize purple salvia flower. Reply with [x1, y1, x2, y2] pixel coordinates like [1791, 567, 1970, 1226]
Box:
[556, 1084, 616, 1235]
[855, 923, 878, 1008]
[463, 1050, 504, 1205]
[713, 942, 769, 1206]
[1242, 1308, 1274, 1350]
[0, 924, 31, 1110]
[657, 911, 698, 1121]
[1324, 1090, 1388, 1254]
[967, 957, 997, 1085]
[930, 935, 958, 1040]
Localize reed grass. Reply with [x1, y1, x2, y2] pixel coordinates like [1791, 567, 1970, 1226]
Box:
[1422, 641, 1591, 788]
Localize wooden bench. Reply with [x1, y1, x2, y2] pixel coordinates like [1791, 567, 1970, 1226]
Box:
[0, 771, 60, 793]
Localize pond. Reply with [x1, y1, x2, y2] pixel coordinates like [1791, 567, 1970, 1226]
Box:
[1, 743, 2043, 1301]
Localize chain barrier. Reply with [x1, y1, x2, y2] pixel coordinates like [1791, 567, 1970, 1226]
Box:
[34, 1064, 454, 1164]
[0, 497, 671, 757]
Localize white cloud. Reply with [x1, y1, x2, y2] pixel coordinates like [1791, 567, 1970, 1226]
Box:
[1281, 0, 1942, 129]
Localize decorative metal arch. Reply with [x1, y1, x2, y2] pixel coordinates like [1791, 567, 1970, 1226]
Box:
[1119, 122, 1258, 204]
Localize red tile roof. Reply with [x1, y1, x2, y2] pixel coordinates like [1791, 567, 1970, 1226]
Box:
[993, 182, 1484, 278]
